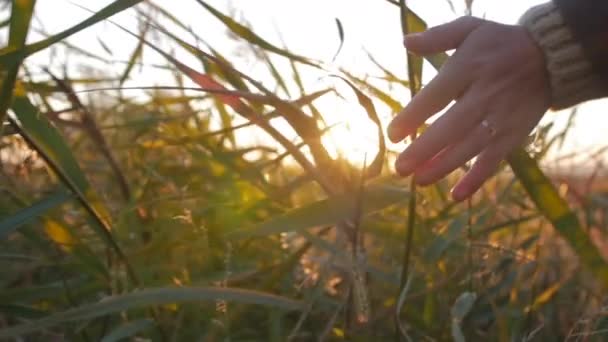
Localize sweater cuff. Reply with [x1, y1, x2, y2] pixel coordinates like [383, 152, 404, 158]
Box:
[519, 2, 607, 109]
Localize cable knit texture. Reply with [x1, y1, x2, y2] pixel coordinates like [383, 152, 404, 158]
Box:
[519, 1, 608, 109]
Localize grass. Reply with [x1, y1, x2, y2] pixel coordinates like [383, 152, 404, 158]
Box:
[0, 0, 607, 340]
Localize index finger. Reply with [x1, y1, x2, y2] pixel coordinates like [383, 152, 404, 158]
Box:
[388, 54, 472, 143]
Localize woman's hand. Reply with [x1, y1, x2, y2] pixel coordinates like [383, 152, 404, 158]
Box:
[388, 16, 551, 201]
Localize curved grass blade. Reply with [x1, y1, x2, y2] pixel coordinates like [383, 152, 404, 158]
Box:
[450, 292, 477, 342]
[119, 21, 148, 86]
[101, 319, 153, 342]
[0, 189, 71, 240]
[229, 181, 408, 240]
[194, 0, 320, 68]
[0, 0, 145, 66]
[110, 23, 334, 193]
[46, 70, 131, 200]
[0, 287, 304, 338]
[330, 76, 386, 178]
[332, 18, 345, 62]
[343, 70, 403, 113]
[144, 22, 333, 172]
[9, 89, 134, 281]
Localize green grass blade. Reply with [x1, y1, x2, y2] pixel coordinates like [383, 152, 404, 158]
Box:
[229, 182, 408, 240]
[507, 149, 608, 285]
[100, 319, 154, 342]
[331, 75, 386, 178]
[0, 189, 72, 240]
[119, 21, 148, 86]
[9, 91, 132, 280]
[0, 0, 35, 125]
[0, 0, 144, 66]
[7, 0, 36, 48]
[0, 287, 304, 338]
[195, 0, 320, 67]
[396, 2, 425, 339]
[332, 18, 345, 62]
[344, 70, 403, 113]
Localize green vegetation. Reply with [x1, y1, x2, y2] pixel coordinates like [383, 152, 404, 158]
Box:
[1, 0, 607, 340]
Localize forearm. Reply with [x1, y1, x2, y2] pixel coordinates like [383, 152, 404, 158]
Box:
[519, 1, 608, 109]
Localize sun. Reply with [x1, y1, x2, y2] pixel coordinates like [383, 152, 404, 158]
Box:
[320, 108, 381, 167]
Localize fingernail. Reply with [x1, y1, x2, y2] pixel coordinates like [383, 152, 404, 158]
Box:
[451, 186, 468, 202]
[403, 33, 421, 45]
[414, 174, 430, 186]
[396, 157, 414, 176]
[387, 123, 399, 143]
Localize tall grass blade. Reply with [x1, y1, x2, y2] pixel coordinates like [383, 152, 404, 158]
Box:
[332, 18, 345, 62]
[396, 2, 425, 340]
[0, 0, 144, 66]
[507, 149, 608, 286]
[119, 21, 148, 86]
[229, 182, 408, 240]
[0, 189, 71, 239]
[100, 319, 154, 342]
[0, 0, 35, 125]
[195, 0, 320, 67]
[0, 287, 304, 338]
[450, 292, 477, 342]
[9, 90, 134, 280]
[331, 76, 385, 178]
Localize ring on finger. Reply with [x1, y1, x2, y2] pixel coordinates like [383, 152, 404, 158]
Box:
[480, 119, 497, 137]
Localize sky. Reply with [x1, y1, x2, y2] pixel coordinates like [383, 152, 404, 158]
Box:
[22, 0, 608, 170]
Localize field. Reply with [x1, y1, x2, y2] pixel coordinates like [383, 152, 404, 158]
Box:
[1, 0, 608, 341]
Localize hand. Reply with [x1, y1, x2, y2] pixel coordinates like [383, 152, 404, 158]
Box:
[388, 16, 551, 201]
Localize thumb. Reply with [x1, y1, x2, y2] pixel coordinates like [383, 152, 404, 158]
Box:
[404, 16, 484, 55]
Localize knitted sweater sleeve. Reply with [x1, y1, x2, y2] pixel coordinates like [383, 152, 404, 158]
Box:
[519, 1, 608, 109]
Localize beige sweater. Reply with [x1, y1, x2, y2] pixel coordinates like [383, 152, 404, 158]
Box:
[519, 2, 607, 109]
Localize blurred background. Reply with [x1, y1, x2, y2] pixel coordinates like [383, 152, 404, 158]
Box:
[1, 0, 608, 340]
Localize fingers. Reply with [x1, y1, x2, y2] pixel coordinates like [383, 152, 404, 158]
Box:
[394, 89, 484, 176]
[414, 115, 499, 186]
[388, 55, 472, 142]
[450, 133, 523, 202]
[388, 17, 486, 143]
[404, 16, 484, 55]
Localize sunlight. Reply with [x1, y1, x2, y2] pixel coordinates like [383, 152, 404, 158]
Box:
[321, 102, 381, 167]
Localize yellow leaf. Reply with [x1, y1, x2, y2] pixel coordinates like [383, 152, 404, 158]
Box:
[44, 219, 75, 252]
[333, 328, 345, 338]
